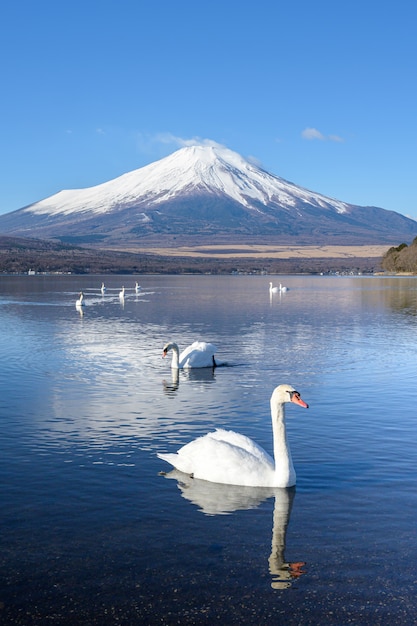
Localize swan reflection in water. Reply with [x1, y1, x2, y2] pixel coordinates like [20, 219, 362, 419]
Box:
[162, 366, 216, 394]
[160, 470, 306, 589]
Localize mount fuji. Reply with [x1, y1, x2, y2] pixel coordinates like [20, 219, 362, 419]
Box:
[0, 144, 416, 246]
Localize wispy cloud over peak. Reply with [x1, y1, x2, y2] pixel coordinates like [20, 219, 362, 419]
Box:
[154, 133, 223, 149]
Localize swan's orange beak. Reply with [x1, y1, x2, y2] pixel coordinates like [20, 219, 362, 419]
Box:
[291, 392, 309, 409]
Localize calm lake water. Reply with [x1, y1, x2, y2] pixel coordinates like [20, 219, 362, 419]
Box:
[1, 274, 417, 625]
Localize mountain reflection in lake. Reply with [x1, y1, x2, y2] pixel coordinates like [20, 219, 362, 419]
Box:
[1, 274, 417, 625]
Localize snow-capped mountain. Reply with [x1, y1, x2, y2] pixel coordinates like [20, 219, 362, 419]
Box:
[18, 145, 351, 217]
[0, 144, 416, 246]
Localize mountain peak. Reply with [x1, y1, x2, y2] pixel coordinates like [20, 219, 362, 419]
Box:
[19, 143, 350, 218]
[1, 143, 416, 246]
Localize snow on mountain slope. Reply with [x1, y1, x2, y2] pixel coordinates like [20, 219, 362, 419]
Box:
[2, 142, 415, 247]
[23, 144, 350, 217]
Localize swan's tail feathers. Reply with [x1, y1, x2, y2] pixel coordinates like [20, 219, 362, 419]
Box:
[157, 452, 192, 475]
[157, 452, 175, 465]
[157, 452, 182, 469]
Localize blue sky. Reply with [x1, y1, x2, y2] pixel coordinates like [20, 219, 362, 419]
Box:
[1, 0, 416, 221]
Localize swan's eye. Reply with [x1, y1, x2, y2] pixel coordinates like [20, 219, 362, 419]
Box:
[288, 391, 300, 400]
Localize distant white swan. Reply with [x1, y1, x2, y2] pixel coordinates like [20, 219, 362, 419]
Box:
[158, 384, 308, 487]
[135, 281, 141, 293]
[75, 292, 85, 307]
[269, 282, 279, 293]
[279, 283, 289, 292]
[119, 286, 125, 300]
[162, 341, 219, 369]
[101, 282, 106, 294]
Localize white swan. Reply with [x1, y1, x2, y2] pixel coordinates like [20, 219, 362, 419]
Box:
[101, 282, 106, 294]
[119, 286, 125, 300]
[75, 292, 85, 307]
[269, 282, 279, 293]
[158, 384, 308, 487]
[279, 283, 289, 292]
[135, 281, 141, 293]
[162, 341, 219, 369]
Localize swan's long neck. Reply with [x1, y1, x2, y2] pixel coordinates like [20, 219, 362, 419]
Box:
[169, 343, 180, 368]
[270, 398, 295, 484]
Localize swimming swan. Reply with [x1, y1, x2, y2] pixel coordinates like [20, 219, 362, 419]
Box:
[158, 384, 308, 487]
[119, 286, 125, 300]
[75, 292, 85, 307]
[269, 282, 279, 293]
[279, 283, 289, 292]
[162, 341, 219, 369]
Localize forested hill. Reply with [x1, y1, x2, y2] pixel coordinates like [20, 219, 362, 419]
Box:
[381, 237, 417, 273]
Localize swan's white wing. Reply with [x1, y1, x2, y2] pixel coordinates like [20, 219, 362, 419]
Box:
[158, 430, 275, 486]
[179, 341, 217, 368]
[209, 429, 274, 464]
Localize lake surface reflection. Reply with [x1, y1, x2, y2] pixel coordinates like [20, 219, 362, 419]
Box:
[1, 274, 417, 624]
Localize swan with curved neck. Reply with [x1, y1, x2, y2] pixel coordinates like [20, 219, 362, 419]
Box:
[269, 282, 279, 293]
[162, 341, 218, 369]
[158, 384, 308, 487]
[75, 292, 85, 307]
[279, 283, 289, 292]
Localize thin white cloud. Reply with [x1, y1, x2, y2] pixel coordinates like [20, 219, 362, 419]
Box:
[154, 133, 222, 148]
[302, 127, 344, 142]
[135, 132, 226, 155]
[302, 127, 325, 141]
[150, 134, 264, 167]
[246, 155, 263, 167]
[328, 134, 344, 143]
